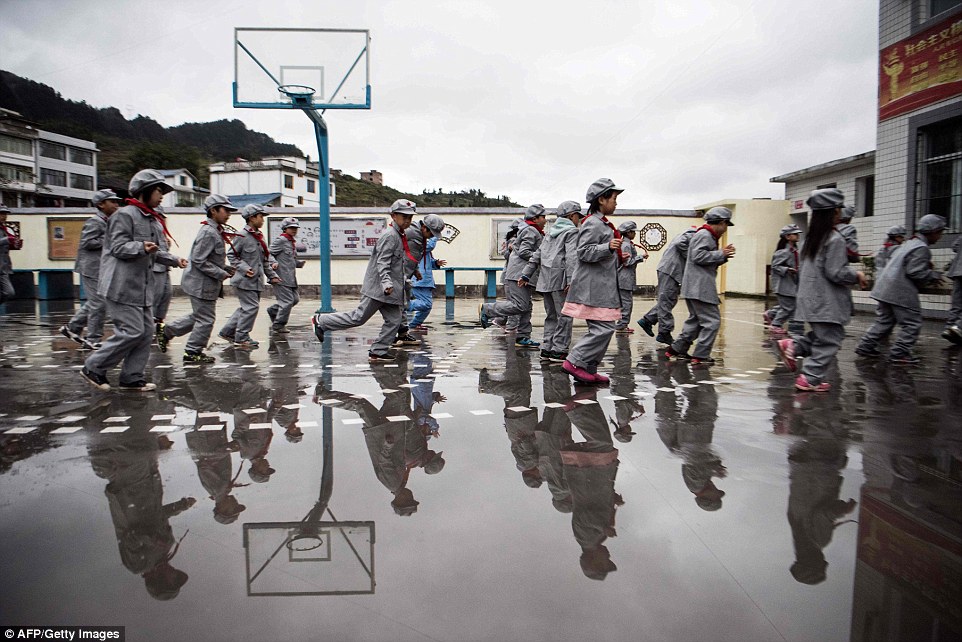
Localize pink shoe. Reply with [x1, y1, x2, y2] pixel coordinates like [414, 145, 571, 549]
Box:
[794, 374, 830, 392]
[776, 338, 797, 372]
[592, 372, 610, 385]
[770, 326, 787, 336]
[562, 360, 595, 384]
[762, 311, 773, 326]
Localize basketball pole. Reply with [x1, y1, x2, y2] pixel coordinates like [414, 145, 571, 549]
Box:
[303, 110, 335, 314]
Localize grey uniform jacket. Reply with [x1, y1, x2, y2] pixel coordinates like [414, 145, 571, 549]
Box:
[680, 228, 727, 305]
[404, 227, 425, 278]
[74, 213, 108, 279]
[947, 236, 962, 278]
[795, 232, 860, 325]
[871, 236, 941, 310]
[150, 214, 178, 274]
[360, 225, 406, 305]
[180, 222, 230, 301]
[504, 223, 544, 283]
[522, 226, 578, 293]
[617, 242, 644, 290]
[565, 214, 621, 310]
[0, 224, 15, 274]
[770, 246, 799, 296]
[875, 242, 899, 272]
[656, 228, 696, 285]
[229, 227, 278, 292]
[835, 223, 859, 262]
[269, 234, 305, 287]
[98, 205, 178, 306]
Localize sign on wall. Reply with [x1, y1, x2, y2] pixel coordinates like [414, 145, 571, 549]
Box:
[879, 13, 962, 121]
[490, 218, 518, 260]
[46, 218, 86, 261]
[267, 216, 388, 258]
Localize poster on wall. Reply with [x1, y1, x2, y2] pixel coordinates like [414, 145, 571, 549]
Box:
[267, 216, 388, 258]
[489, 218, 517, 260]
[46, 218, 86, 261]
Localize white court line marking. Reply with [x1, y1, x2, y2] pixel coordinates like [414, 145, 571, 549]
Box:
[184, 365, 201, 369]
[399, 384, 419, 388]
[104, 416, 129, 423]
[296, 421, 318, 428]
[151, 414, 176, 421]
[415, 378, 433, 383]
[604, 395, 628, 401]
[242, 408, 267, 415]
[213, 364, 230, 369]
[198, 424, 225, 431]
[717, 377, 735, 382]
[149, 425, 178, 433]
[733, 374, 751, 378]
[56, 415, 86, 423]
[13, 365, 33, 369]
[379, 389, 399, 394]
[631, 392, 650, 397]
[51, 426, 84, 434]
[324, 364, 342, 368]
[383, 364, 399, 368]
[4, 427, 37, 434]
[574, 399, 597, 405]
[318, 399, 342, 405]
[744, 370, 763, 374]
[430, 413, 453, 419]
[198, 412, 221, 418]
[154, 365, 172, 369]
[701, 381, 723, 385]
[679, 384, 699, 388]
[656, 387, 675, 392]
[387, 415, 409, 422]
[469, 409, 494, 416]
[757, 366, 776, 371]
[241, 364, 257, 369]
[354, 364, 371, 368]
[350, 393, 373, 399]
[250, 423, 273, 430]
[506, 406, 531, 412]
[100, 426, 129, 434]
[544, 402, 566, 408]
[342, 418, 364, 425]
[282, 404, 304, 409]
[270, 365, 286, 368]
[42, 365, 58, 369]
[722, 316, 768, 328]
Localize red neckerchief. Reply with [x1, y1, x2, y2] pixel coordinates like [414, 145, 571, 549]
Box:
[247, 225, 269, 259]
[524, 220, 545, 236]
[883, 241, 897, 249]
[584, 213, 626, 264]
[696, 224, 724, 250]
[2, 224, 20, 249]
[201, 219, 239, 254]
[126, 198, 178, 247]
[790, 244, 799, 271]
[396, 225, 416, 262]
[281, 232, 297, 251]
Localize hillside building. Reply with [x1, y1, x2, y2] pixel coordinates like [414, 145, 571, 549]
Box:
[158, 168, 208, 208]
[360, 169, 382, 185]
[208, 156, 335, 208]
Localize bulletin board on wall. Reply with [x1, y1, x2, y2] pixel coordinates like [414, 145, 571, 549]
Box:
[47, 218, 86, 261]
[490, 218, 516, 260]
[267, 216, 389, 259]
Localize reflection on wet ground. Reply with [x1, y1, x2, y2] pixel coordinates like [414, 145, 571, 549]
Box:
[1, 296, 960, 641]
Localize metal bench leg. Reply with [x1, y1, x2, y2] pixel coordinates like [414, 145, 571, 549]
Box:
[445, 270, 455, 298]
[485, 270, 498, 299]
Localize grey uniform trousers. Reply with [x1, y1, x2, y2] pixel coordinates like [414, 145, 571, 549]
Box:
[671, 299, 721, 359]
[0, 273, 14, 303]
[856, 301, 922, 359]
[483, 281, 533, 338]
[166, 296, 217, 353]
[152, 272, 172, 321]
[773, 294, 803, 333]
[795, 322, 845, 385]
[567, 319, 616, 370]
[541, 290, 573, 353]
[67, 274, 106, 341]
[947, 277, 962, 328]
[616, 289, 633, 329]
[84, 301, 153, 384]
[641, 273, 681, 334]
[268, 285, 299, 327]
[220, 289, 261, 342]
[315, 295, 402, 355]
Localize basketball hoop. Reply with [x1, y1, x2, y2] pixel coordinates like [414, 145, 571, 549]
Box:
[277, 84, 316, 106]
[287, 531, 326, 552]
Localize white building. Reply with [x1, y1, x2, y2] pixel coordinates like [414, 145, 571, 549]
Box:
[158, 169, 208, 208]
[208, 156, 335, 208]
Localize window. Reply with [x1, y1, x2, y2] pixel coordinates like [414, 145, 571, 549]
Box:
[855, 175, 875, 217]
[0, 134, 32, 156]
[297, 196, 304, 205]
[69, 148, 93, 165]
[284, 174, 294, 189]
[916, 116, 962, 233]
[307, 179, 316, 193]
[40, 168, 67, 187]
[39, 141, 66, 160]
[816, 182, 837, 189]
[931, 0, 962, 18]
[70, 173, 94, 190]
[0, 163, 33, 182]
[179, 175, 187, 186]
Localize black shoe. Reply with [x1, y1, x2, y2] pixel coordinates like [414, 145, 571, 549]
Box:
[368, 351, 396, 362]
[636, 318, 655, 337]
[854, 347, 881, 358]
[80, 367, 110, 391]
[889, 354, 921, 366]
[183, 351, 216, 364]
[394, 333, 421, 346]
[267, 307, 277, 323]
[540, 349, 553, 360]
[664, 346, 691, 360]
[119, 380, 157, 391]
[312, 315, 325, 342]
[655, 332, 674, 345]
[60, 324, 84, 345]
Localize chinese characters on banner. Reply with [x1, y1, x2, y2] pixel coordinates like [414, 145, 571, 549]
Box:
[879, 14, 962, 121]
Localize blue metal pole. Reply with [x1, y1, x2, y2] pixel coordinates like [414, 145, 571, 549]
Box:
[309, 114, 334, 313]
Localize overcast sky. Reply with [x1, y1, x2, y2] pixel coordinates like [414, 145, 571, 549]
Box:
[0, 0, 879, 209]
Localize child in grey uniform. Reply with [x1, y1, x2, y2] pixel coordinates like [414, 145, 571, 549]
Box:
[520, 201, 582, 361]
[81, 170, 181, 391]
[151, 205, 185, 339]
[61, 189, 123, 350]
[769, 224, 802, 336]
[836, 205, 860, 263]
[855, 214, 946, 364]
[266, 217, 305, 333]
[874, 225, 906, 272]
[480, 204, 548, 349]
[561, 178, 625, 385]
[665, 207, 736, 365]
[0, 203, 22, 304]
[219, 204, 281, 349]
[614, 221, 646, 334]
[637, 227, 697, 345]
[943, 235, 962, 345]
[776, 189, 867, 392]
[160, 194, 238, 363]
[312, 199, 413, 361]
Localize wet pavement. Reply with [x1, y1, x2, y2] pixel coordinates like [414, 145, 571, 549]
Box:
[1, 296, 960, 642]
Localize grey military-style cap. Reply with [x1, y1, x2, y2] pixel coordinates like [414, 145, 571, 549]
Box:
[91, 189, 122, 205]
[586, 178, 624, 203]
[204, 194, 238, 212]
[421, 213, 446, 235]
[128, 169, 174, 196]
[840, 205, 856, 221]
[280, 216, 300, 229]
[557, 201, 582, 218]
[0, 202, 10, 214]
[806, 188, 845, 211]
[704, 206, 734, 226]
[917, 214, 947, 233]
[779, 224, 801, 237]
[509, 217, 523, 230]
[524, 204, 546, 220]
[241, 204, 266, 220]
[390, 199, 417, 214]
[886, 224, 907, 237]
[618, 221, 637, 233]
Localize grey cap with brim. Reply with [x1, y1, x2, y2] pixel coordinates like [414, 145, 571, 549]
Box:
[524, 204, 546, 220]
[917, 214, 947, 233]
[840, 205, 856, 221]
[780, 224, 801, 237]
[390, 199, 417, 215]
[557, 201, 582, 218]
[280, 216, 300, 229]
[618, 221, 637, 233]
[204, 194, 238, 212]
[586, 178, 624, 203]
[886, 224, 907, 237]
[704, 206, 734, 226]
[421, 213, 445, 235]
[92, 189, 122, 205]
[806, 188, 845, 211]
[241, 204, 266, 220]
[0, 202, 10, 214]
[128, 169, 174, 196]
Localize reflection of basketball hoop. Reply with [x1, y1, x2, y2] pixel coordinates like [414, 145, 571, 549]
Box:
[287, 532, 325, 552]
[277, 84, 316, 106]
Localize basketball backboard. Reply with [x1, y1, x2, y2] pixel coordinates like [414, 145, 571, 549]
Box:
[234, 28, 371, 110]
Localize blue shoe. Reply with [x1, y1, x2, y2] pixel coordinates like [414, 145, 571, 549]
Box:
[636, 318, 655, 337]
[479, 304, 491, 329]
[515, 337, 540, 349]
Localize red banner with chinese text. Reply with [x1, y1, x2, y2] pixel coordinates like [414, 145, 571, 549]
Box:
[879, 13, 962, 121]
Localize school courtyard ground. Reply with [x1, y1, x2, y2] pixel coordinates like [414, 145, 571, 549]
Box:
[0, 294, 959, 642]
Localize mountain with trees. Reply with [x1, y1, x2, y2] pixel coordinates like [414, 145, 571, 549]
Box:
[0, 70, 521, 207]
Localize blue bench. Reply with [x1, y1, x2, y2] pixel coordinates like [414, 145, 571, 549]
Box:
[10, 269, 75, 300]
[442, 267, 504, 299]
